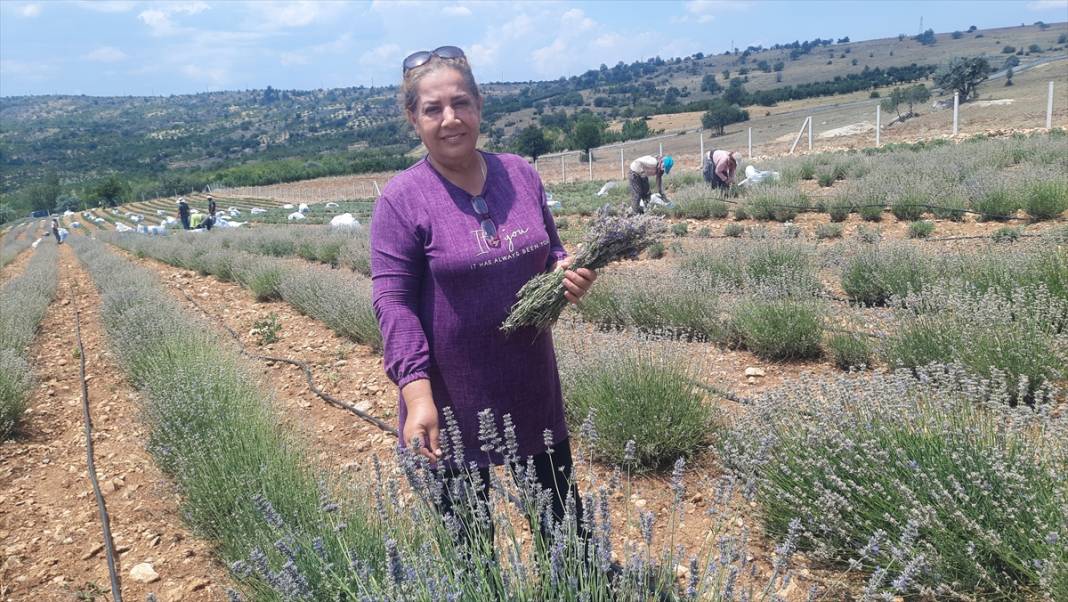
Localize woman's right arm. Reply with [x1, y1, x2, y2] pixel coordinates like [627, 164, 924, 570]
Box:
[370, 195, 440, 459]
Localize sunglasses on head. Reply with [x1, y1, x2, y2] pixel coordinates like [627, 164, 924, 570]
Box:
[402, 46, 466, 73]
[470, 195, 499, 248]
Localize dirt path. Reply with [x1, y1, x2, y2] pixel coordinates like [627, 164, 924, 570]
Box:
[0, 245, 231, 602]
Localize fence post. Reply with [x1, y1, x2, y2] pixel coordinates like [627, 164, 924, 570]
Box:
[789, 116, 809, 154]
[807, 115, 813, 151]
[560, 155, 565, 182]
[747, 127, 752, 158]
[876, 104, 881, 147]
[588, 150, 593, 181]
[620, 147, 625, 180]
[699, 132, 705, 167]
[1047, 81, 1054, 130]
[952, 91, 959, 136]
[659, 142, 663, 156]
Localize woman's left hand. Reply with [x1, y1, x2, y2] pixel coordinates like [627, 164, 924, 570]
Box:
[556, 256, 597, 305]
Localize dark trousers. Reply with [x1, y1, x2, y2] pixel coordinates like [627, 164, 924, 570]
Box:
[437, 438, 585, 542]
[703, 155, 729, 190]
[628, 171, 650, 214]
[180, 215, 190, 230]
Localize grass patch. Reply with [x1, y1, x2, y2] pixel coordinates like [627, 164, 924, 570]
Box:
[826, 332, 873, 369]
[907, 220, 935, 239]
[729, 297, 824, 361]
[815, 223, 843, 240]
[841, 244, 931, 306]
[1024, 180, 1068, 221]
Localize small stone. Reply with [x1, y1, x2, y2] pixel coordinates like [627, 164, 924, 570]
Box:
[130, 562, 159, 583]
[81, 543, 104, 560]
[744, 367, 765, 377]
[675, 564, 689, 579]
[746, 376, 758, 384]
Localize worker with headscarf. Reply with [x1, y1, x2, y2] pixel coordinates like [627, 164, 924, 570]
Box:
[703, 150, 742, 191]
[628, 154, 673, 214]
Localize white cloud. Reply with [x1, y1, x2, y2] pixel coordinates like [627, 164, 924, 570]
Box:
[1027, 0, 1067, 10]
[249, 0, 346, 29]
[85, 46, 128, 62]
[360, 43, 401, 67]
[442, 4, 471, 17]
[684, 0, 750, 23]
[138, 1, 209, 36]
[75, 1, 138, 12]
[560, 8, 595, 33]
[18, 3, 41, 17]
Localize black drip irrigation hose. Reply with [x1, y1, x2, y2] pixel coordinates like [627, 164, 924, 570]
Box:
[73, 283, 124, 602]
[174, 286, 395, 436]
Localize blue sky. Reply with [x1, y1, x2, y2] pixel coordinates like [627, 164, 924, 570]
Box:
[1, 0, 1065, 97]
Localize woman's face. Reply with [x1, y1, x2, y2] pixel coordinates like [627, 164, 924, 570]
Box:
[407, 68, 481, 166]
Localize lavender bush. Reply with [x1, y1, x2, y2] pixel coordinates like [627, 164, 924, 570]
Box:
[721, 366, 1067, 598]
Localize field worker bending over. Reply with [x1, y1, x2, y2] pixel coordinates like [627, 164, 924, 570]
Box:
[51, 219, 61, 244]
[703, 150, 741, 191]
[370, 45, 597, 541]
[206, 195, 217, 231]
[628, 154, 673, 214]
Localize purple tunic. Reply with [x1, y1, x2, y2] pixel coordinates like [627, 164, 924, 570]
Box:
[370, 151, 569, 466]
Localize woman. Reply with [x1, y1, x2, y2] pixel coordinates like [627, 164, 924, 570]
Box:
[703, 149, 741, 191]
[370, 47, 597, 528]
[628, 154, 673, 214]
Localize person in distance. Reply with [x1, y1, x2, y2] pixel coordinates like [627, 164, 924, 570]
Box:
[628, 153, 673, 214]
[703, 149, 742, 190]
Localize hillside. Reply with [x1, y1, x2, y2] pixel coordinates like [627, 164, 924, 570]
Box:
[0, 20, 1065, 222]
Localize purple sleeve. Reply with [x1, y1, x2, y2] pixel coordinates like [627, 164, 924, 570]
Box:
[370, 195, 431, 388]
[535, 173, 568, 270]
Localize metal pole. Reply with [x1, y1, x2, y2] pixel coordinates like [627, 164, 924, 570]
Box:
[747, 127, 752, 158]
[560, 155, 565, 182]
[876, 105, 881, 146]
[659, 142, 663, 156]
[789, 116, 808, 154]
[1047, 81, 1054, 130]
[952, 91, 959, 136]
[588, 150, 593, 181]
[620, 147, 625, 180]
[807, 115, 813, 151]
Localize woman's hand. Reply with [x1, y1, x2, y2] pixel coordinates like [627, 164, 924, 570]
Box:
[401, 381, 442, 461]
[556, 256, 598, 305]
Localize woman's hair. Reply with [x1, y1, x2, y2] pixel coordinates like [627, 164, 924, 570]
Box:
[400, 55, 481, 116]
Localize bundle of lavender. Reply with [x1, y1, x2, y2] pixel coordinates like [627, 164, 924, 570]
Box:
[501, 207, 665, 334]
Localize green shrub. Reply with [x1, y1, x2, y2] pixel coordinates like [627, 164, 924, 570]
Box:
[816, 169, 835, 188]
[733, 204, 749, 221]
[992, 226, 1022, 242]
[646, 241, 665, 259]
[730, 298, 824, 360]
[695, 227, 712, 238]
[891, 190, 926, 221]
[826, 332, 873, 369]
[973, 188, 1019, 221]
[799, 161, 816, 180]
[859, 203, 883, 221]
[707, 200, 730, 219]
[724, 223, 745, 237]
[555, 217, 570, 230]
[929, 193, 967, 221]
[815, 223, 843, 239]
[1024, 180, 1068, 221]
[671, 222, 689, 237]
[907, 220, 935, 238]
[722, 369, 1068, 599]
[564, 352, 713, 471]
[825, 197, 852, 222]
[339, 235, 371, 276]
[744, 187, 808, 222]
[841, 245, 931, 306]
[278, 268, 381, 352]
[238, 264, 286, 302]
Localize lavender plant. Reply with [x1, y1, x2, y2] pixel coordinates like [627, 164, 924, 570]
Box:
[501, 208, 665, 334]
[721, 366, 1068, 598]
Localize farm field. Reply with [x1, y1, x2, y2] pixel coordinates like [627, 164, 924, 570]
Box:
[1, 132, 1066, 600]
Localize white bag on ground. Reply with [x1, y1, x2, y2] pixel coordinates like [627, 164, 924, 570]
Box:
[115, 222, 133, 232]
[250, 207, 266, 214]
[596, 181, 617, 196]
[283, 203, 294, 209]
[329, 213, 360, 229]
[57, 228, 68, 242]
[325, 202, 339, 208]
[298, 203, 310, 213]
[739, 165, 780, 187]
[287, 211, 306, 221]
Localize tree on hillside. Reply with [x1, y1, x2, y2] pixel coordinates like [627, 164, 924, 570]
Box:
[701, 99, 749, 135]
[93, 175, 128, 207]
[570, 118, 603, 156]
[881, 84, 931, 121]
[914, 29, 937, 46]
[620, 118, 650, 141]
[701, 74, 722, 94]
[934, 57, 991, 101]
[26, 172, 61, 214]
[724, 79, 748, 105]
[514, 126, 551, 163]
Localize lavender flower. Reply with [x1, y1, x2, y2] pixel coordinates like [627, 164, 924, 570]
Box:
[501, 209, 665, 333]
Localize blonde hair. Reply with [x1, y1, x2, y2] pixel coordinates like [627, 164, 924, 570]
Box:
[400, 55, 481, 117]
